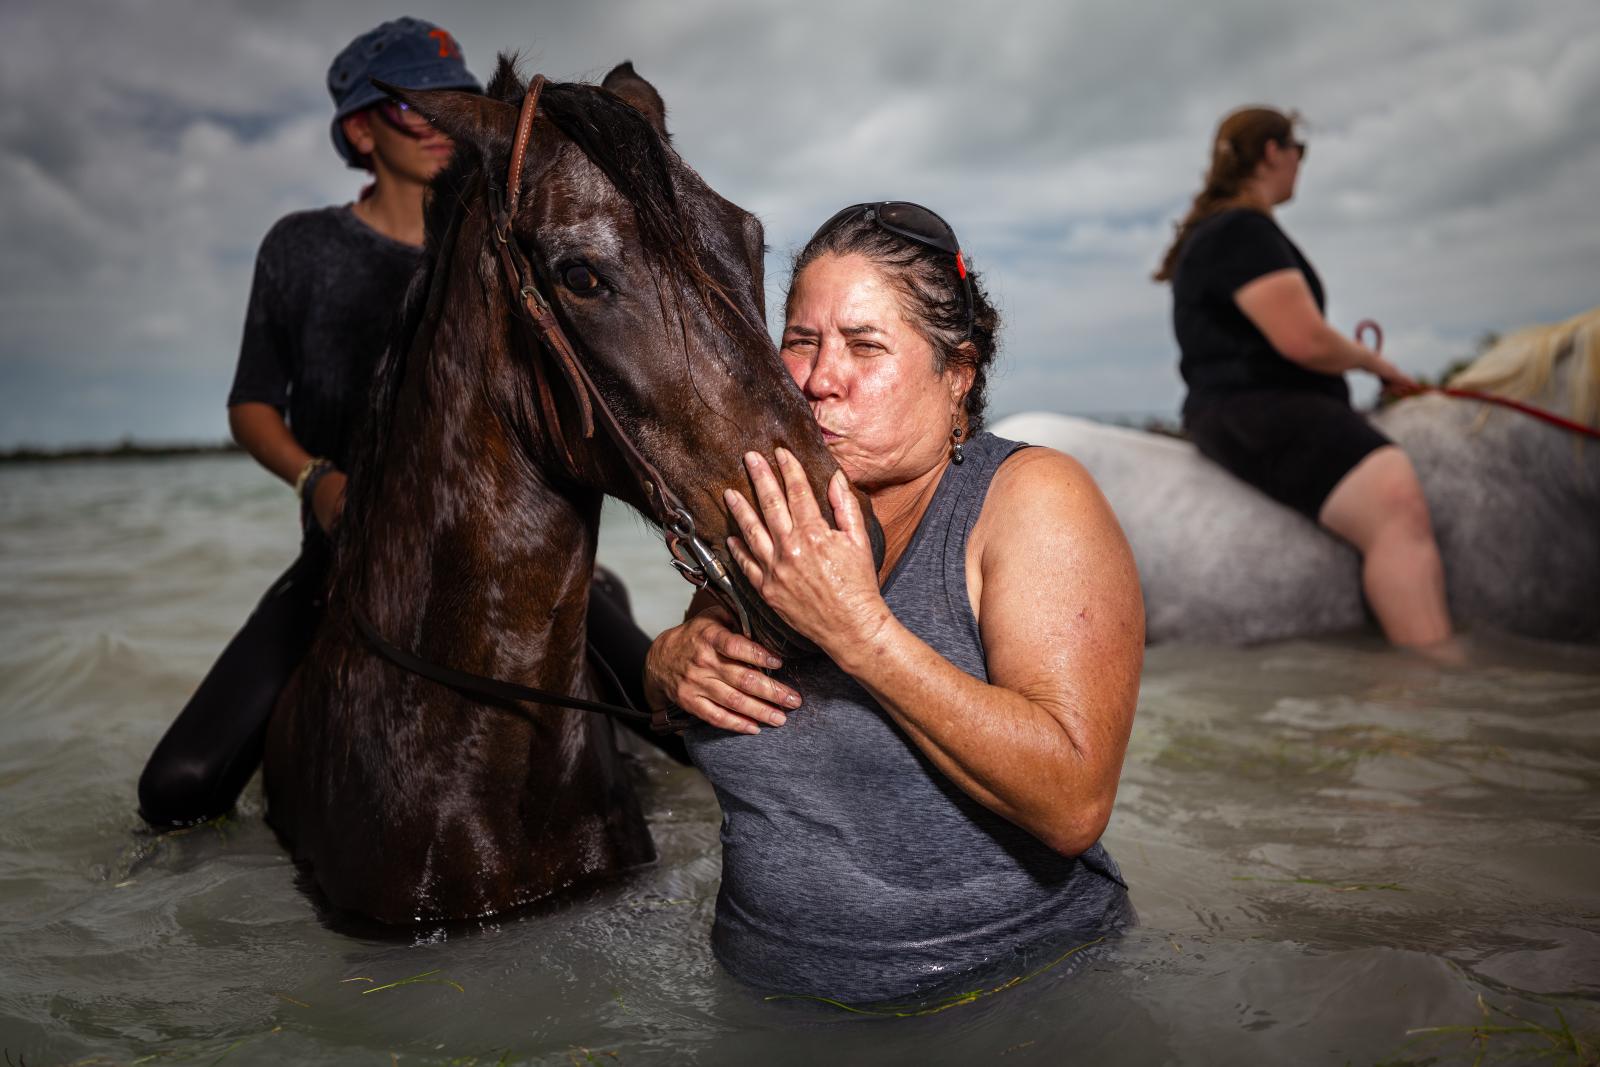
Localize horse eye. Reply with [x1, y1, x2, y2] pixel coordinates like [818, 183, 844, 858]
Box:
[562, 265, 601, 293]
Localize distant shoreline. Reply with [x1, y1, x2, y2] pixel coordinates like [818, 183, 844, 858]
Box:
[0, 440, 243, 465]
[0, 415, 1188, 466]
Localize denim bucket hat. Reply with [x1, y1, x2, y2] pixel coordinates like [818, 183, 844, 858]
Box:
[326, 17, 482, 167]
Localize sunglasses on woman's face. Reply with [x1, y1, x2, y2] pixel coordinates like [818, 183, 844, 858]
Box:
[811, 201, 975, 340]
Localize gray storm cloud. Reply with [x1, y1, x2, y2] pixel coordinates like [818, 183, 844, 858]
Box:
[1, 0, 1595, 445]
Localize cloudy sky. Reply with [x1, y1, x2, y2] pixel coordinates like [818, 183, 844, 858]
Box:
[2, 0, 1596, 448]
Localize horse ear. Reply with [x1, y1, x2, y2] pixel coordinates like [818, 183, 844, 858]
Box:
[600, 61, 669, 138]
[372, 80, 517, 159]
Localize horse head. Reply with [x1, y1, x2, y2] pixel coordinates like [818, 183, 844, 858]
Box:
[383, 59, 881, 657]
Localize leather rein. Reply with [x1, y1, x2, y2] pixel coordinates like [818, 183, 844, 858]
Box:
[353, 75, 750, 732]
[1357, 319, 1600, 441]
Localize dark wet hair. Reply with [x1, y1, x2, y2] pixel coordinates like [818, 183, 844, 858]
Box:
[787, 212, 1001, 431]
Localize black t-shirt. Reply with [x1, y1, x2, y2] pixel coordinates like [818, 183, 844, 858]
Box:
[227, 205, 422, 469]
[1171, 208, 1347, 408]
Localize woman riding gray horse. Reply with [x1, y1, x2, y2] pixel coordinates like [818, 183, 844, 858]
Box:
[1155, 106, 1453, 650]
[998, 306, 1600, 645]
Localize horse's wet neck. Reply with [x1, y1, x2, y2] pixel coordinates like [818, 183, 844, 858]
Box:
[352, 392, 600, 695]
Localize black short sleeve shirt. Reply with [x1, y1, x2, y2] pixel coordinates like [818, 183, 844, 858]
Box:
[1171, 208, 1347, 408]
[228, 206, 422, 469]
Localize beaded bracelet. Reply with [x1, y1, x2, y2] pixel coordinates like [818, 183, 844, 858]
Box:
[301, 461, 335, 508]
[299, 460, 338, 535]
[294, 456, 330, 500]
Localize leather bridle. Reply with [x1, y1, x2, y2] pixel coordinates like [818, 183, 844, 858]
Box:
[354, 75, 755, 731]
[483, 76, 752, 631]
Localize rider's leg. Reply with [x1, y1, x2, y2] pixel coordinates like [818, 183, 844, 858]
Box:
[137, 542, 327, 827]
[587, 567, 689, 765]
[1318, 446, 1453, 647]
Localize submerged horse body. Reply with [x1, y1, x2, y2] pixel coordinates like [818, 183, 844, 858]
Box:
[997, 313, 1600, 645]
[265, 61, 865, 924]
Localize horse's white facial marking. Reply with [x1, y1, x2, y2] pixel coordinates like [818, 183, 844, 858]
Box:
[538, 151, 627, 268]
[541, 217, 624, 266]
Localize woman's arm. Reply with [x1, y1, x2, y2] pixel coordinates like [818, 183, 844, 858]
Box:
[229, 401, 311, 484]
[1234, 269, 1418, 390]
[726, 448, 1144, 856]
[642, 594, 800, 735]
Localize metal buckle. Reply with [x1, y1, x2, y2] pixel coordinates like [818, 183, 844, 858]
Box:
[663, 509, 753, 638]
[665, 512, 711, 585]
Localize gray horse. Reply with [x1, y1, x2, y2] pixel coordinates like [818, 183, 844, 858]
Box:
[995, 309, 1600, 645]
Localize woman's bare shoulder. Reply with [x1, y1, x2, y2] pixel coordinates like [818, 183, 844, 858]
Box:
[973, 444, 1144, 692]
[974, 445, 1138, 608]
[983, 445, 1117, 538]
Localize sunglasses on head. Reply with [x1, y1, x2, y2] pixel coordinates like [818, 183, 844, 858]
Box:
[811, 201, 974, 340]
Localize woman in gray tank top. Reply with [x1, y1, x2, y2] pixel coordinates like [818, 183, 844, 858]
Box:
[645, 203, 1145, 1003]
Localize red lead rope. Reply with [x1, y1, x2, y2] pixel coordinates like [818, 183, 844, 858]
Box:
[1356, 319, 1600, 442]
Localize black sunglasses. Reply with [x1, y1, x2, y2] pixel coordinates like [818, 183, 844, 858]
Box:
[810, 201, 975, 340]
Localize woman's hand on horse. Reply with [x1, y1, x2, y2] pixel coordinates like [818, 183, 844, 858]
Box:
[725, 449, 889, 655]
[1369, 356, 1422, 396]
[643, 605, 798, 734]
[313, 470, 348, 534]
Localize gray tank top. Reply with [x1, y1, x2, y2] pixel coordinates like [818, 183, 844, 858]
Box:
[686, 431, 1129, 1002]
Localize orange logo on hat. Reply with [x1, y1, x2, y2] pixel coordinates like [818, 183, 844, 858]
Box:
[429, 29, 461, 59]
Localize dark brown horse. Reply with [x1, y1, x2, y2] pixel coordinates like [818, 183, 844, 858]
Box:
[263, 60, 871, 924]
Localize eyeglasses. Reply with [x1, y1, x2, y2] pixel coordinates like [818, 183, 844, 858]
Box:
[374, 99, 434, 138]
[810, 201, 974, 340]
[1285, 138, 1308, 160]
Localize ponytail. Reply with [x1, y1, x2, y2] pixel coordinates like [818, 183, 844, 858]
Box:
[1154, 107, 1298, 283]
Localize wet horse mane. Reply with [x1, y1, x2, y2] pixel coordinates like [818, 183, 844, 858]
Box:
[340, 56, 756, 549]
[1448, 305, 1600, 431]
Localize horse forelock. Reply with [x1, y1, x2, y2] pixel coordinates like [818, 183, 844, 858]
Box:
[1448, 306, 1600, 430]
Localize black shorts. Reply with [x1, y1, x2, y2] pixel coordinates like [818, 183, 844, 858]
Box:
[1182, 389, 1392, 521]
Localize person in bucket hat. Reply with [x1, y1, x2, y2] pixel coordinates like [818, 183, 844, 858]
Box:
[136, 20, 482, 827]
[326, 16, 482, 168]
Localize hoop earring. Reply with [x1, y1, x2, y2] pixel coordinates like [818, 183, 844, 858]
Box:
[951, 424, 965, 466]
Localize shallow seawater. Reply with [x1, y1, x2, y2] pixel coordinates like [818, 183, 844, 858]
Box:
[1, 456, 1596, 1066]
